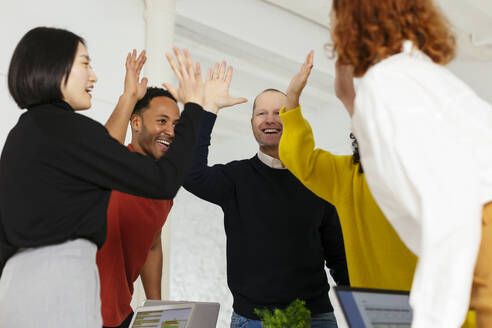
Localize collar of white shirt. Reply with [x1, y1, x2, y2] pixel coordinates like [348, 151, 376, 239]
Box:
[401, 40, 430, 61]
[257, 150, 286, 169]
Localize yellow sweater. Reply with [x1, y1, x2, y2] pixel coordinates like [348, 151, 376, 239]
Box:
[279, 106, 475, 327]
[279, 106, 416, 290]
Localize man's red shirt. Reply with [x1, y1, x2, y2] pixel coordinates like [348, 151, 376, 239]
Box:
[96, 144, 173, 327]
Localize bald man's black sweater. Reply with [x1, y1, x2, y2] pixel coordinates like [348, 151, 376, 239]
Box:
[184, 111, 349, 319]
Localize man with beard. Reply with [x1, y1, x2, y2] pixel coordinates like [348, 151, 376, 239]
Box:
[97, 86, 180, 328]
[184, 62, 349, 328]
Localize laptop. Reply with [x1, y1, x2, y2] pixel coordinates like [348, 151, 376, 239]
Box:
[129, 300, 220, 328]
[334, 286, 412, 328]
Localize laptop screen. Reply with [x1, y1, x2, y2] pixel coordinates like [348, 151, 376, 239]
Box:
[131, 307, 192, 328]
[335, 287, 412, 328]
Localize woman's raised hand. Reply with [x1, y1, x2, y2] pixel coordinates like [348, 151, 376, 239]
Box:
[163, 47, 205, 108]
[285, 50, 314, 111]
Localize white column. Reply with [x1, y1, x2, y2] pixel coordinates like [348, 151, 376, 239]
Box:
[144, 0, 177, 87]
[132, 0, 177, 308]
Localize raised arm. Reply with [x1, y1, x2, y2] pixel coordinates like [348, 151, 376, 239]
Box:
[48, 48, 205, 199]
[334, 60, 356, 117]
[279, 51, 354, 204]
[184, 61, 247, 205]
[48, 102, 201, 199]
[105, 50, 148, 143]
[285, 50, 313, 111]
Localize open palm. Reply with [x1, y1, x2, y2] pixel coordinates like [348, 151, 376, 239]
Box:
[204, 62, 247, 114]
[285, 50, 314, 110]
[163, 47, 205, 107]
[124, 49, 148, 100]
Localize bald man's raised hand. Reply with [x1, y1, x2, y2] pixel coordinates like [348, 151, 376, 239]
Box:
[203, 61, 247, 115]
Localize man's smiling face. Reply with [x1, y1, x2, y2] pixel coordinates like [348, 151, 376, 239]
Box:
[251, 90, 286, 151]
[132, 96, 180, 160]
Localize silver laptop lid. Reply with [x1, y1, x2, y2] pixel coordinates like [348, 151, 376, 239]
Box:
[334, 286, 412, 328]
[130, 304, 194, 328]
[138, 300, 219, 328]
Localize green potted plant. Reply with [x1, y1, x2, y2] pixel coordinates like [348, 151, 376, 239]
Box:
[255, 299, 311, 328]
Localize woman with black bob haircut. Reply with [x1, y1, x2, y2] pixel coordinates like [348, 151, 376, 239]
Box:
[0, 26, 209, 327]
[8, 27, 87, 109]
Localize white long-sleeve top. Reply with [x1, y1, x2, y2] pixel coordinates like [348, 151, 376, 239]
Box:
[351, 41, 492, 328]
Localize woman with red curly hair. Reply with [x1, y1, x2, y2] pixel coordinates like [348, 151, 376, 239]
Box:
[331, 0, 492, 327]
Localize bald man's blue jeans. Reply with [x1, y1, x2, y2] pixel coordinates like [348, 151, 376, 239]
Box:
[230, 312, 338, 328]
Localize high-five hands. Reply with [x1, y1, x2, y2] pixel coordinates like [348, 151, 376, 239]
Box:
[106, 49, 148, 144]
[163, 47, 205, 108]
[285, 50, 314, 111]
[334, 59, 355, 116]
[204, 62, 247, 114]
[124, 49, 148, 101]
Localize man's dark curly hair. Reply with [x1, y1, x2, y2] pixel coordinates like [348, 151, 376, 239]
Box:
[132, 87, 176, 116]
[350, 133, 364, 174]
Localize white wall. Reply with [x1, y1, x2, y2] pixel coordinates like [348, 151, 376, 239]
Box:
[448, 59, 492, 104]
[0, 0, 146, 149]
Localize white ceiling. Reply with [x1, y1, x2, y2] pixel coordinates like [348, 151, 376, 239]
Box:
[263, 0, 492, 60]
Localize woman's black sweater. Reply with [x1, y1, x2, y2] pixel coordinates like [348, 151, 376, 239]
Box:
[0, 101, 203, 276]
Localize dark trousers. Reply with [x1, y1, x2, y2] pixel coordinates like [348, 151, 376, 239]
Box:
[103, 312, 134, 328]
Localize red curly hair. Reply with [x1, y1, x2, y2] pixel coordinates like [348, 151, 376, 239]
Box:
[332, 0, 456, 77]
